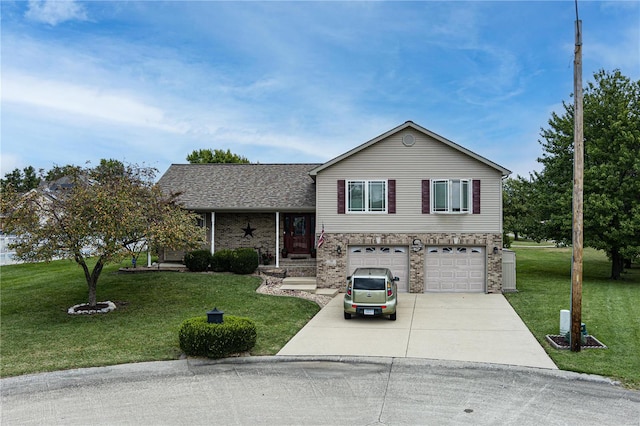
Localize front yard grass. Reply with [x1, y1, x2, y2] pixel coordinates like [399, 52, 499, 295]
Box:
[509, 239, 555, 247]
[505, 247, 640, 389]
[0, 259, 319, 377]
[3, 250, 639, 389]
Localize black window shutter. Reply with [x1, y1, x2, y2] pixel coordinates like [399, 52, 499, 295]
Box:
[388, 179, 396, 214]
[337, 180, 345, 214]
[473, 179, 481, 214]
[422, 180, 430, 214]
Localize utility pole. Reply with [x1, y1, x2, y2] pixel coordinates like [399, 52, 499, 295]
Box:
[571, 3, 584, 352]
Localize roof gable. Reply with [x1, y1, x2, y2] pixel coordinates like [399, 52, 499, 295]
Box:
[310, 121, 511, 177]
[157, 163, 320, 212]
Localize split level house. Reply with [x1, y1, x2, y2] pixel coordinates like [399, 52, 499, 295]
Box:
[157, 121, 512, 293]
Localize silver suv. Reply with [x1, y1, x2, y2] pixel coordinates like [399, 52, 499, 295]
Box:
[343, 267, 398, 320]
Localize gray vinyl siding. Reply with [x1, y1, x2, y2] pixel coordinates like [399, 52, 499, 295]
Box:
[315, 130, 504, 234]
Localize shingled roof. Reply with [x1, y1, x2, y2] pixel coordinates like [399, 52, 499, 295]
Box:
[157, 163, 320, 212]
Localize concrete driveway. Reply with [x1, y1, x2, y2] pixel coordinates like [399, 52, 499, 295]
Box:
[278, 293, 557, 370]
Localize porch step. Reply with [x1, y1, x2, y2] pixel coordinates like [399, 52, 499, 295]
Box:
[279, 259, 317, 267]
[280, 278, 340, 297]
[316, 288, 340, 297]
[281, 277, 318, 293]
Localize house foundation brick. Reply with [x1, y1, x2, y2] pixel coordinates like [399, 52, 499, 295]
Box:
[316, 232, 503, 293]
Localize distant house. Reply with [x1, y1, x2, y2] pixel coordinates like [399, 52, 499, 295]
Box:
[0, 175, 93, 266]
[157, 121, 511, 293]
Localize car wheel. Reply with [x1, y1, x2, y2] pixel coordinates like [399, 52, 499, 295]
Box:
[344, 312, 352, 320]
[389, 312, 397, 321]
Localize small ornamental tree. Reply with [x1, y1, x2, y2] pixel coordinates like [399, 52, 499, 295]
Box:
[1, 160, 206, 308]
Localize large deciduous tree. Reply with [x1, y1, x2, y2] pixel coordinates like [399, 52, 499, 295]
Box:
[533, 69, 639, 279]
[503, 176, 536, 241]
[1, 160, 205, 307]
[186, 148, 249, 164]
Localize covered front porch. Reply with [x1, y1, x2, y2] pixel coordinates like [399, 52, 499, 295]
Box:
[159, 211, 318, 278]
[209, 211, 316, 267]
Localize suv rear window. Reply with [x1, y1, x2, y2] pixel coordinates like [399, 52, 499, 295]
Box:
[353, 277, 386, 290]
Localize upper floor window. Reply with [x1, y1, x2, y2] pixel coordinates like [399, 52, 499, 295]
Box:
[432, 179, 470, 213]
[348, 180, 387, 213]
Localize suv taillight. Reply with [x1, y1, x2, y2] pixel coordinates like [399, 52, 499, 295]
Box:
[387, 285, 393, 297]
[347, 285, 352, 296]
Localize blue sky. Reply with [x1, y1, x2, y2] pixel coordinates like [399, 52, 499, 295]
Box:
[1, 1, 638, 179]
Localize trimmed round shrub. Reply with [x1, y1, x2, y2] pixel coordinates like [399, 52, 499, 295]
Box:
[211, 249, 234, 272]
[178, 315, 257, 359]
[230, 248, 259, 274]
[184, 249, 213, 272]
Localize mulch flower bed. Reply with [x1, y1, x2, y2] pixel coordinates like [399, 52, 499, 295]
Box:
[545, 334, 607, 349]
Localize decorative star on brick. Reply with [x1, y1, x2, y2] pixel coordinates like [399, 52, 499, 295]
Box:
[242, 223, 256, 238]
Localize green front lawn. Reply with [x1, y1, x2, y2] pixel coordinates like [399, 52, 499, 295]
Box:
[3, 249, 639, 389]
[0, 260, 319, 377]
[505, 247, 640, 389]
[509, 239, 555, 247]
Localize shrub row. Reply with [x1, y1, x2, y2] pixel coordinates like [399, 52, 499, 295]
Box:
[184, 248, 259, 274]
[178, 315, 257, 359]
[183, 250, 211, 272]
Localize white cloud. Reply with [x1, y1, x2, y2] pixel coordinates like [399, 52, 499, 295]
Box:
[25, 0, 88, 26]
[2, 73, 186, 134]
[587, 25, 640, 76]
[4, 1, 635, 181]
[0, 153, 23, 177]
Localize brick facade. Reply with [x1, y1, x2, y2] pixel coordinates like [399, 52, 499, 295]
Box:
[316, 232, 503, 293]
[213, 213, 279, 259]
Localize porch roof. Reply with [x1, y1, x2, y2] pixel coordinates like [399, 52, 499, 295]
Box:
[157, 163, 320, 212]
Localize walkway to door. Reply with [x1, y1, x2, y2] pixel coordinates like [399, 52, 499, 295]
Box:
[278, 293, 557, 369]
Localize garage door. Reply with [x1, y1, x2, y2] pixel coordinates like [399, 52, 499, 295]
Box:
[348, 246, 409, 292]
[425, 246, 485, 292]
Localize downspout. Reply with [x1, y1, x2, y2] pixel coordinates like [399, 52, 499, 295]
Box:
[210, 212, 215, 253]
[275, 211, 280, 268]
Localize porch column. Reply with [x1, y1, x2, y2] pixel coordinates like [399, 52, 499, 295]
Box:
[275, 211, 280, 268]
[210, 212, 215, 253]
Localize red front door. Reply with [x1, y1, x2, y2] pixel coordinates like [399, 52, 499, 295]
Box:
[284, 214, 314, 254]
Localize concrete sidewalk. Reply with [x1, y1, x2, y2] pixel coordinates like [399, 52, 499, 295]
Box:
[278, 293, 557, 369]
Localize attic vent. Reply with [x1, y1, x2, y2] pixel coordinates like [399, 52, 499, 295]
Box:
[402, 134, 415, 146]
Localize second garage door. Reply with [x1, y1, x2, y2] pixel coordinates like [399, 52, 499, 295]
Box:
[425, 246, 485, 292]
[348, 246, 409, 292]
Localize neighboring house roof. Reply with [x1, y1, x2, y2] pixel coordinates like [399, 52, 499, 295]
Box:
[157, 163, 321, 212]
[39, 176, 76, 192]
[309, 121, 512, 177]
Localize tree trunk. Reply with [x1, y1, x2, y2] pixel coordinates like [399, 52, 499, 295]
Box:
[88, 260, 105, 308]
[87, 278, 97, 307]
[611, 248, 624, 280]
[75, 254, 105, 308]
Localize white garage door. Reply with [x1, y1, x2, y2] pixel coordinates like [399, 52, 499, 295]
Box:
[425, 246, 485, 292]
[348, 246, 409, 292]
